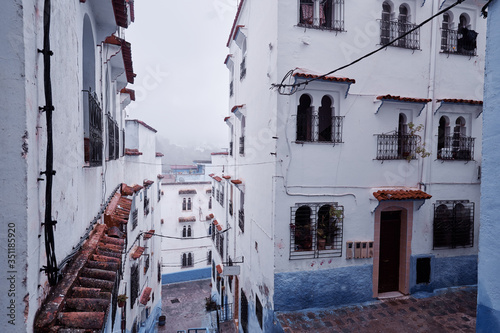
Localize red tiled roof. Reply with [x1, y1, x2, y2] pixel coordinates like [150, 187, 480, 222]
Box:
[131, 246, 145, 260]
[233, 25, 245, 41]
[132, 184, 143, 193]
[140, 287, 152, 305]
[208, 213, 214, 219]
[143, 230, 155, 240]
[143, 179, 154, 187]
[373, 190, 432, 202]
[224, 116, 231, 122]
[224, 54, 233, 65]
[112, 0, 129, 28]
[227, 0, 246, 47]
[211, 152, 229, 156]
[120, 88, 136, 101]
[179, 189, 197, 194]
[209, 173, 215, 177]
[216, 264, 223, 274]
[157, 174, 165, 179]
[213, 176, 222, 182]
[231, 104, 245, 113]
[437, 99, 483, 105]
[293, 72, 356, 84]
[217, 224, 223, 231]
[34, 223, 125, 331]
[377, 95, 432, 103]
[156, 152, 164, 157]
[178, 216, 196, 222]
[231, 179, 242, 185]
[104, 35, 135, 83]
[223, 175, 231, 180]
[104, 189, 132, 227]
[125, 148, 142, 156]
[126, 119, 158, 133]
[213, 220, 219, 225]
[129, 0, 135, 22]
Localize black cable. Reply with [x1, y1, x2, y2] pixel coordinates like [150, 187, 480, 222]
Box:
[271, 0, 466, 95]
[481, 0, 495, 17]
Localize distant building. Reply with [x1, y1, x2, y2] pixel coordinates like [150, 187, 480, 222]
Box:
[0, 0, 163, 332]
[211, 0, 486, 331]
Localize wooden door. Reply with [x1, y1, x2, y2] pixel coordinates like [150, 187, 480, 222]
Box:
[378, 211, 401, 293]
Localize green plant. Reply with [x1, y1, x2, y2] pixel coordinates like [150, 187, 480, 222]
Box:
[317, 206, 342, 244]
[406, 122, 431, 162]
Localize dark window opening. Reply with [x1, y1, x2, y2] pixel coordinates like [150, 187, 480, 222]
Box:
[296, 94, 313, 142]
[416, 257, 431, 284]
[433, 201, 474, 249]
[241, 290, 248, 333]
[256, 295, 263, 329]
[294, 206, 312, 251]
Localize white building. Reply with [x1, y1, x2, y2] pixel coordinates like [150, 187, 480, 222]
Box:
[0, 0, 162, 331]
[211, 0, 486, 331]
[160, 156, 225, 283]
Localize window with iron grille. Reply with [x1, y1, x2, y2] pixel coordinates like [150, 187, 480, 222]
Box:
[376, 132, 418, 160]
[181, 252, 194, 267]
[240, 56, 246, 80]
[290, 203, 343, 260]
[158, 261, 162, 283]
[298, 0, 345, 31]
[241, 290, 248, 333]
[379, 2, 420, 50]
[239, 209, 245, 233]
[131, 209, 138, 230]
[437, 116, 475, 161]
[441, 12, 478, 56]
[107, 114, 119, 160]
[229, 141, 233, 156]
[209, 196, 212, 210]
[130, 264, 139, 309]
[218, 234, 224, 260]
[239, 136, 245, 155]
[84, 90, 103, 166]
[230, 80, 234, 97]
[296, 94, 344, 143]
[144, 190, 150, 216]
[207, 250, 212, 265]
[144, 254, 150, 275]
[256, 295, 263, 329]
[433, 200, 474, 249]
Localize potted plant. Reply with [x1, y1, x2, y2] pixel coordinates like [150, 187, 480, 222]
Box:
[317, 206, 342, 250]
[117, 294, 128, 308]
[205, 297, 217, 312]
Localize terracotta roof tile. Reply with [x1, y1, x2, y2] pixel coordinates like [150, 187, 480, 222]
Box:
[223, 175, 231, 180]
[179, 189, 197, 195]
[143, 230, 155, 240]
[178, 216, 196, 222]
[140, 287, 152, 305]
[132, 184, 143, 193]
[438, 99, 483, 105]
[231, 104, 245, 113]
[104, 35, 135, 82]
[216, 264, 223, 274]
[143, 179, 154, 187]
[120, 88, 136, 101]
[126, 119, 158, 133]
[377, 95, 432, 103]
[226, 0, 246, 46]
[213, 220, 219, 225]
[373, 189, 432, 202]
[217, 225, 223, 231]
[208, 213, 214, 219]
[157, 174, 165, 179]
[293, 72, 356, 84]
[224, 116, 231, 122]
[112, 0, 129, 28]
[231, 179, 242, 185]
[131, 246, 145, 260]
[213, 176, 223, 182]
[125, 148, 142, 156]
[156, 152, 164, 157]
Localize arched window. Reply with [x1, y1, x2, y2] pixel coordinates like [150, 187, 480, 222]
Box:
[457, 13, 477, 55]
[318, 95, 333, 142]
[434, 204, 452, 248]
[187, 198, 192, 210]
[397, 113, 410, 157]
[441, 13, 451, 51]
[381, 2, 392, 45]
[454, 203, 472, 246]
[182, 226, 187, 238]
[182, 198, 187, 211]
[182, 253, 187, 267]
[453, 117, 467, 159]
[294, 206, 312, 251]
[187, 253, 193, 266]
[317, 205, 339, 249]
[296, 94, 313, 141]
[437, 116, 450, 159]
[398, 5, 409, 47]
[187, 225, 192, 237]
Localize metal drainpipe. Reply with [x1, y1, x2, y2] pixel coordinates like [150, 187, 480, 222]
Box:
[40, 0, 58, 285]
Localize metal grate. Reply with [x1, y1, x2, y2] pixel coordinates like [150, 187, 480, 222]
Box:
[380, 20, 420, 50]
[170, 298, 180, 304]
[290, 203, 343, 259]
[107, 115, 119, 160]
[433, 201, 474, 249]
[298, 0, 345, 31]
[240, 57, 246, 80]
[376, 133, 418, 160]
[441, 28, 477, 56]
[239, 136, 245, 155]
[437, 135, 475, 161]
[297, 114, 344, 143]
[85, 91, 103, 166]
[218, 303, 234, 322]
[130, 264, 139, 309]
[131, 209, 138, 230]
[239, 209, 245, 233]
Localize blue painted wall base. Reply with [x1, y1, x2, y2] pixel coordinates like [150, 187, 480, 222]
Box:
[477, 304, 500, 333]
[274, 265, 373, 312]
[162, 267, 211, 284]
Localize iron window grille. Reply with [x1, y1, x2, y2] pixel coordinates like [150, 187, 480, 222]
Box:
[181, 253, 194, 267]
[144, 254, 150, 275]
[240, 57, 246, 80]
[107, 114, 119, 160]
[207, 250, 212, 265]
[289, 203, 344, 260]
[437, 135, 475, 161]
[239, 209, 245, 233]
[376, 132, 418, 160]
[230, 81, 234, 97]
[296, 114, 344, 143]
[131, 209, 138, 230]
[379, 20, 420, 50]
[144, 192, 150, 216]
[229, 141, 233, 156]
[182, 198, 187, 211]
[433, 200, 474, 249]
[441, 28, 477, 56]
[121, 129, 125, 157]
[218, 234, 224, 260]
[229, 200, 233, 216]
[212, 223, 216, 241]
[218, 303, 234, 322]
[84, 90, 103, 166]
[239, 136, 245, 155]
[298, 0, 345, 32]
[130, 264, 139, 309]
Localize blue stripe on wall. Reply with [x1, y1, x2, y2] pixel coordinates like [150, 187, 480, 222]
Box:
[274, 265, 373, 311]
[162, 267, 211, 284]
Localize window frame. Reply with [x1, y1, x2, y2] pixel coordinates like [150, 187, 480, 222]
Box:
[433, 200, 474, 249]
[298, 0, 345, 32]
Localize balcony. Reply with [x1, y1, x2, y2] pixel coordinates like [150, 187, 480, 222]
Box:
[380, 20, 420, 50]
[296, 115, 344, 143]
[239, 209, 244, 232]
[239, 136, 245, 155]
[107, 114, 119, 160]
[441, 28, 477, 56]
[84, 91, 103, 166]
[376, 133, 418, 160]
[438, 135, 475, 161]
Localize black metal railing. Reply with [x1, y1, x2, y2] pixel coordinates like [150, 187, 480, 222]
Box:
[433, 201, 474, 249]
[239, 136, 245, 155]
[229, 141, 233, 156]
[296, 115, 344, 143]
[438, 135, 475, 161]
[441, 28, 477, 56]
[380, 20, 420, 50]
[85, 91, 103, 166]
[131, 209, 138, 230]
[229, 200, 233, 216]
[240, 57, 246, 80]
[298, 0, 345, 31]
[376, 133, 418, 160]
[144, 197, 150, 216]
[239, 209, 245, 233]
[130, 264, 139, 309]
[230, 81, 234, 97]
[218, 303, 234, 322]
[144, 255, 150, 274]
[107, 115, 119, 160]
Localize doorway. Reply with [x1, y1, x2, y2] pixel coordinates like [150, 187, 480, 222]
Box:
[378, 211, 402, 293]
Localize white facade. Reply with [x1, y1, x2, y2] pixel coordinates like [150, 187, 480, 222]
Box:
[213, 0, 486, 331]
[0, 0, 162, 331]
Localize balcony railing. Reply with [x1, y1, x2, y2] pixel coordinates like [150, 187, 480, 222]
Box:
[240, 57, 246, 80]
[376, 133, 418, 160]
[239, 136, 245, 155]
[218, 303, 234, 322]
[230, 81, 234, 97]
[144, 197, 150, 216]
[296, 115, 344, 143]
[438, 135, 475, 161]
[229, 141, 233, 156]
[84, 91, 103, 166]
[380, 20, 420, 50]
[239, 209, 244, 232]
[131, 209, 138, 230]
[229, 200, 233, 216]
[441, 28, 477, 56]
[107, 114, 119, 160]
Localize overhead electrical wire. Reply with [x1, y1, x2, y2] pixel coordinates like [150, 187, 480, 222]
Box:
[271, 0, 467, 96]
